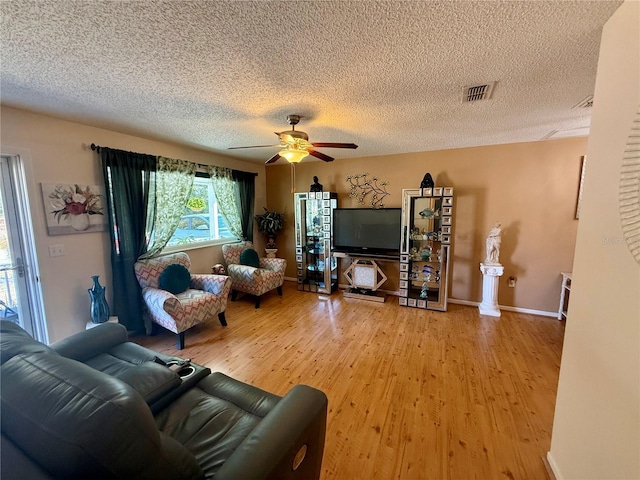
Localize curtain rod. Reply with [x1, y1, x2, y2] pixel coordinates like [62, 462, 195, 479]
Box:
[90, 143, 258, 176]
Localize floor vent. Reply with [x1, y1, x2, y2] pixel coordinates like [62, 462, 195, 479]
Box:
[573, 95, 594, 109]
[462, 82, 496, 103]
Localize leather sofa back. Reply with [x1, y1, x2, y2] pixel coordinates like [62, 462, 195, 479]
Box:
[0, 319, 56, 365]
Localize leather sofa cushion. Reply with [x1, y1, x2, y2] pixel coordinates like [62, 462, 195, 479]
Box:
[1, 352, 203, 480]
[155, 372, 281, 477]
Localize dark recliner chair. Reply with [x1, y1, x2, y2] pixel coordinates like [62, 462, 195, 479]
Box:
[0, 320, 328, 480]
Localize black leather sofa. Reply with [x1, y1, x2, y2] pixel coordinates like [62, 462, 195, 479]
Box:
[0, 320, 328, 479]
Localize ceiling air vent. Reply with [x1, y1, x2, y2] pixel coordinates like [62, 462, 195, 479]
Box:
[462, 82, 496, 103]
[573, 95, 594, 109]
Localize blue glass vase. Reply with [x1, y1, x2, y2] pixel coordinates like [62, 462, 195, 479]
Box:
[88, 275, 110, 324]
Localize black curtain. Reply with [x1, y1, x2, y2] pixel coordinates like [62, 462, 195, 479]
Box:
[233, 170, 255, 241]
[100, 148, 156, 333]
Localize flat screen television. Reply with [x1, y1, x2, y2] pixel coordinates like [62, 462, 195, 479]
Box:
[333, 208, 402, 256]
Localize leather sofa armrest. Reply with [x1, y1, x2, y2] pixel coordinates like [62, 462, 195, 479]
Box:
[215, 384, 328, 480]
[51, 322, 128, 362]
[115, 361, 182, 406]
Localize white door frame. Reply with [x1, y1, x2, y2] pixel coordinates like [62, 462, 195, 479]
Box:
[0, 151, 48, 343]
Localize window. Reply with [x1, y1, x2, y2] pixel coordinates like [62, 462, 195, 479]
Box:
[165, 177, 235, 247]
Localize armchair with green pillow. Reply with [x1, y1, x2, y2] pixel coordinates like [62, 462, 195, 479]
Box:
[222, 241, 286, 308]
[134, 252, 231, 349]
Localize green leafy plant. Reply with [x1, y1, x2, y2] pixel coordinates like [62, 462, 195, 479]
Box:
[255, 208, 285, 236]
[187, 197, 206, 212]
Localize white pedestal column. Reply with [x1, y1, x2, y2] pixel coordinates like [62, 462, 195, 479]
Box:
[479, 263, 504, 317]
[265, 248, 278, 259]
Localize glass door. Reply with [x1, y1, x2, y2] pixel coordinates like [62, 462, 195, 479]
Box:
[0, 155, 47, 341]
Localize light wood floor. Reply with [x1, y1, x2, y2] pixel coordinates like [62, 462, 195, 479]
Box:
[135, 281, 565, 480]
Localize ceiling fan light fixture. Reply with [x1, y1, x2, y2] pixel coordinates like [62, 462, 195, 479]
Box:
[279, 148, 309, 163]
[234, 115, 355, 164]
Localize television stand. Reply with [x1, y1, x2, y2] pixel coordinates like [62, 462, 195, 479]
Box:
[334, 251, 400, 261]
[343, 287, 387, 303]
[339, 256, 390, 303]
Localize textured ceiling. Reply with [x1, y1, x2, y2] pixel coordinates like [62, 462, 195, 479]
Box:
[0, 1, 622, 164]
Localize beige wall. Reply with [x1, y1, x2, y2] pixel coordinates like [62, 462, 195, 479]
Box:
[0, 106, 266, 342]
[266, 137, 586, 313]
[549, 1, 640, 479]
[0, 104, 587, 341]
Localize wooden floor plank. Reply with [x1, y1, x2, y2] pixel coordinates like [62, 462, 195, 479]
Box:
[134, 282, 565, 480]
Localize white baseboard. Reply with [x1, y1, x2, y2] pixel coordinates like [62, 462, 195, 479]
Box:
[449, 298, 558, 318]
[284, 279, 558, 318]
[545, 451, 563, 480]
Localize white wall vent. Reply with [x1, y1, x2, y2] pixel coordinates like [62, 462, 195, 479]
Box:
[573, 95, 594, 109]
[462, 82, 496, 103]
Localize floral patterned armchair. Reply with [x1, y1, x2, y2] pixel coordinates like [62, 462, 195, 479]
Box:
[134, 252, 231, 349]
[221, 241, 286, 308]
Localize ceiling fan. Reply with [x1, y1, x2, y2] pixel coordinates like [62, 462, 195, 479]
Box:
[229, 115, 358, 164]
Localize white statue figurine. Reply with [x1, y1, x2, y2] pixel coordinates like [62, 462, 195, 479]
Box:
[484, 222, 502, 264]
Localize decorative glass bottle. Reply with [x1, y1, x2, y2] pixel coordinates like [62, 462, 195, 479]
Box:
[88, 275, 110, 324]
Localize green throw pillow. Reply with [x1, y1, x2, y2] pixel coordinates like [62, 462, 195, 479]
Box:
[240, 248, 260, 268]
[158, 263, 191, 294]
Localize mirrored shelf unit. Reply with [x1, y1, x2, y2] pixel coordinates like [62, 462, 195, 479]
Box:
[294, 191, 338, 294]
[399, 187, 454, 311]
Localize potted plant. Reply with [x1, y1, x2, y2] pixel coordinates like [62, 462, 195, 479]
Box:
[187, 197, 206, 212]
[255, 208, 285, 250]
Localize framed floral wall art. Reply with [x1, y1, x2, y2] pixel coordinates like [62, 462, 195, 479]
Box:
[41, 183, 107, 235]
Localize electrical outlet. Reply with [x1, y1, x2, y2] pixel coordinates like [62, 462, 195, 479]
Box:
[48, 244, 65, 257]
[507, 276, 517, 287]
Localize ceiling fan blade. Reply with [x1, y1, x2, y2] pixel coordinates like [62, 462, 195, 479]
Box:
[311, 142, 358, 149]
[308, 149, 334, 162]
[265, 153, 282, 164]
[228, 144, 281, 150]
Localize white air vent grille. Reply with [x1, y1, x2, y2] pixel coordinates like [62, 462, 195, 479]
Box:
[573, 95, 594, 109]
[462, 82, 496, 103]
